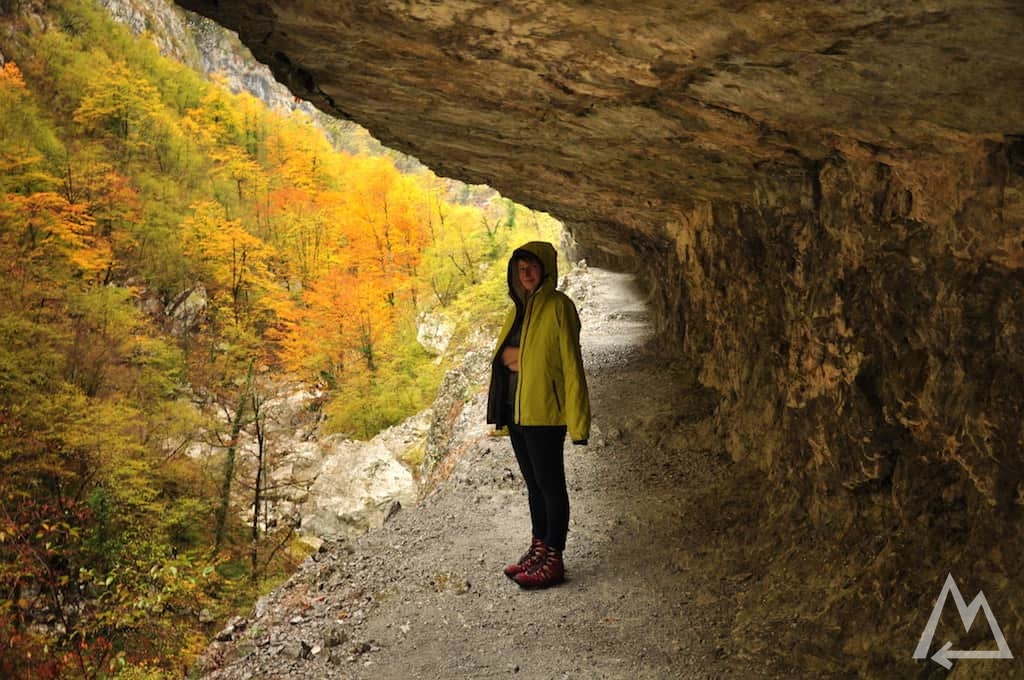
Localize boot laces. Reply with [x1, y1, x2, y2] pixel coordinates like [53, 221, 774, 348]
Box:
[527, 548, 561, 577]
[519, 539, 545, 567]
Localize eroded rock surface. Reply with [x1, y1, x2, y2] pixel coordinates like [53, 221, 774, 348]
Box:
[174, 1, 1024, 675]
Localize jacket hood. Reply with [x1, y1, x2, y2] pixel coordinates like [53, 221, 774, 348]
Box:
[508, 241, 558, 302]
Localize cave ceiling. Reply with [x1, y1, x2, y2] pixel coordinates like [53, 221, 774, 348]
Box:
[174, 0, 1024, 262]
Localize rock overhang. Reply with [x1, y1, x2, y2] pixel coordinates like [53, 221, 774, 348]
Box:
[171, 1, 1024, 267]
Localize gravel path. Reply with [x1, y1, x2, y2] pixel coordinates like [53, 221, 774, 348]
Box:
[200, 268, 810, 679]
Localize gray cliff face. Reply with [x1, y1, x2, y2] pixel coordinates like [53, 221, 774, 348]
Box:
[99, 0, 198, 64]
[100, 0, 309, 114]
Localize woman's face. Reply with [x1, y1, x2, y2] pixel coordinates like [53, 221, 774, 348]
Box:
[517, 259, 542, 294]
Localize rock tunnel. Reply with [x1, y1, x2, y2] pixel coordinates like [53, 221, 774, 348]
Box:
[175, 0, 1023, 672]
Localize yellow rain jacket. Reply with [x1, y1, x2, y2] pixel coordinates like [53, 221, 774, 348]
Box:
[486, 241, 591, 444]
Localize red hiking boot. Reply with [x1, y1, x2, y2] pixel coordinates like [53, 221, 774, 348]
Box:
[503, 537, 546, 579]
[513, 546, 564, 589]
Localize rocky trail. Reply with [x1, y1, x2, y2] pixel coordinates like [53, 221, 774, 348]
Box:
[199, 267, 820, 680]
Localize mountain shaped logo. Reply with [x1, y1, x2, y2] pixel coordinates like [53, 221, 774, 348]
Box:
[913, 573, 1013, 669]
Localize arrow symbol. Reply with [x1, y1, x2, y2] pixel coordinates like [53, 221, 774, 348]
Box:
[932, 642, 955, 670]
[932, 641, 1015, 670]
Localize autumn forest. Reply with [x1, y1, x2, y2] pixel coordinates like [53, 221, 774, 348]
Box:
[0, 0, 562, 677]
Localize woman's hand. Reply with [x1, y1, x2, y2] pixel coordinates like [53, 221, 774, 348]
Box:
[501, 346, 520, 372]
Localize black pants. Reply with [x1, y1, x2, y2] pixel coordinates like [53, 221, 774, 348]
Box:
[508, 424, 569, 551]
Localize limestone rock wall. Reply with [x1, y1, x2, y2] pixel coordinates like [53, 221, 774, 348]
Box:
[672, 141, 1023, 520]
[639, 137, 1023, 673]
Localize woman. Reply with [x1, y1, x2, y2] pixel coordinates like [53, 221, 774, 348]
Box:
[486, 241, 590, 589]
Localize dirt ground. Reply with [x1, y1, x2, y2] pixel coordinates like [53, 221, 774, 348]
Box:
[197, 268, 892, 679]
